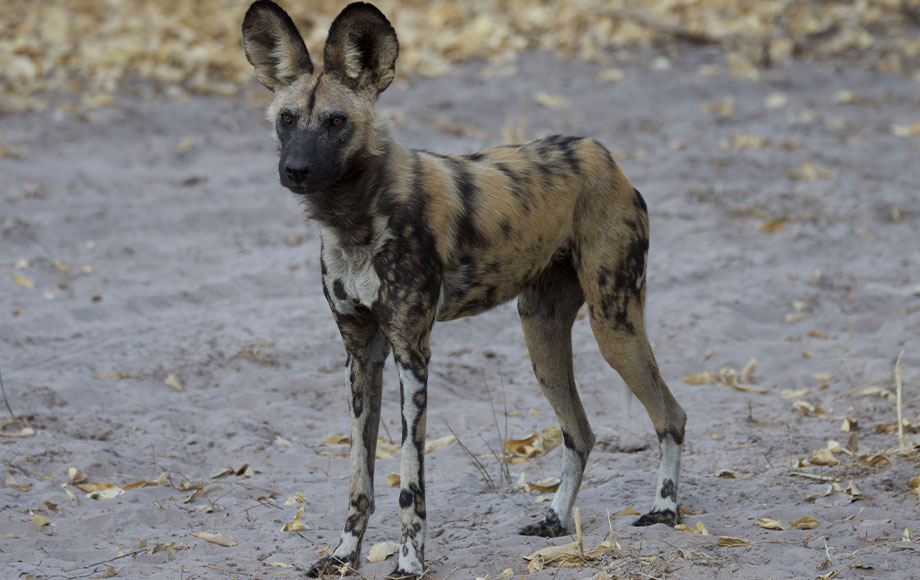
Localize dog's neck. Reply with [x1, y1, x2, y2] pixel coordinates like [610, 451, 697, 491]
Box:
[303, 120, 406, 249]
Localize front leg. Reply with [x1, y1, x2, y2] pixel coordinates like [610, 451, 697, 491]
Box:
[309, 284, 390, 576]
[390, 348, 430, 579]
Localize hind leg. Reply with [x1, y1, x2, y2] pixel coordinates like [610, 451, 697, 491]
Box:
[577, 214, 687, 525]
[584, 284, 686, 525]
[517, 261, 595, 537]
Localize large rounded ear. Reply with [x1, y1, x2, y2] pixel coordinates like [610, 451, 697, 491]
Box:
[323, 2, 398, 96]
[242, 0, 313, 91]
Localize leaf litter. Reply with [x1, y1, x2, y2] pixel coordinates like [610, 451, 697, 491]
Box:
[2, 1, 917, 114]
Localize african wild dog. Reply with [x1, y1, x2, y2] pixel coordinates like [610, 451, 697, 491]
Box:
[242, 1, 687, 578]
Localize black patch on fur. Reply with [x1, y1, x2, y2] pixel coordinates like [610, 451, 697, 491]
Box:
[634, 187, 648, 213]
[332, 278, 347, 301]
[466, 152, 486, 162]
[494, 161, 531, 212]
[562, 429, 576, 450]
[659, 425, 685, 446]
[447, 158, 485, 249]
[351, 389, 364, 417]
[660, 479, 677, 502]
[306, 72, 325, 115]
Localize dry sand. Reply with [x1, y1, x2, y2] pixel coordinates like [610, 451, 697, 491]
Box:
[2, 48, 919, 579]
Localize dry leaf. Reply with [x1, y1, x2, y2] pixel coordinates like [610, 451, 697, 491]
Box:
[367, 541, 400, 563]
[534, 92, 569, 109]
[756, 219, 784, 233]
[892, 122, 920, 137]
[788, 162, 836, 181]
[528, 477, 560, 493]
[813, 373, 832, 381]
[322, 434, 350, 446]
[764, 93, 788, 109]
[756, 518, 784, 530]
[424, 434, 456, 453]
[716, 536, 750, 546]
[908, 476, 920, 502]
[9, 273, 35, 288]
[682, 372, 716, 385]
[264, 561, 293, 568]
[164, 374, 185, 392]
[174, 136, 196, 154]
[281, 503, 309, 532]
[616, 506, 640, 516]
[810, 447, 839, 466]
[701, 96, 735, 117]
[31, 512, 50, 531]
[780, 389, 810, 399]
[193, 532, 236, 547]
[597, 69, 624, 83]
[740, 358, 757, 383]
[790, 515, 819, 530]
[283, 492, 305, 506]
[385, 473, 401, 488]
[0, 426, 35, 438]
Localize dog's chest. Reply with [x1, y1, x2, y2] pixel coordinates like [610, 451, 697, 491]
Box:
[321, 230, 381, 310]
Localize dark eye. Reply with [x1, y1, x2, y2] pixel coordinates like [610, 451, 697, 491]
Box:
[281, 113, 293, 125]
[331, 116, 345, 127]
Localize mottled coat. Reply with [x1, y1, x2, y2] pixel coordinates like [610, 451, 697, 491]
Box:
[242, 2, 687, 578]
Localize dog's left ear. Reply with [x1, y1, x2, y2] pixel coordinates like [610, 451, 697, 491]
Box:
[323, 2, 398, 96]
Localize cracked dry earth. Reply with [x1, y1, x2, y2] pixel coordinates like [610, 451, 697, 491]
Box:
[2, 48, 920, 579]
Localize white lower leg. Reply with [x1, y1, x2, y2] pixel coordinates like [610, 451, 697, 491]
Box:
[649, 433, 681, 514]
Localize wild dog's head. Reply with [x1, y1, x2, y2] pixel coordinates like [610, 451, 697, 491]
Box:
[242, 1, 397, 194]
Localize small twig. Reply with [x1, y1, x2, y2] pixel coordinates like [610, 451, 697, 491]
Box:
[0, 366, 16, 420]
[68, 548, 146, 571]
[787, 471, 838, 482]
[895, 351, 906, 453]
[444, 420, 495, 489]
[184, 565, 255, 576]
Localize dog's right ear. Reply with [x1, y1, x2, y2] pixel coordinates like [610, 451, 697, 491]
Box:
[242, 0, 313, 91]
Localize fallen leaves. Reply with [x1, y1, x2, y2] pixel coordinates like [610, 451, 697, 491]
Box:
[788, 162, 837, 181]
[424, 434, 456, 454]
[681, 359, 767, 394]
[31, 511, 51, 531]
[280, 503, 309, 532]
[504, 426, 562, 464]
[9, 273, 35, 288]
[533, 92, 569, 109]
[756, 518, 784, 530]
[164, 374, 185, 392]
[716, 536, 750, 546]
[523, 508, 621, 572]
[193, 532, 236, 547]
[367, 541, 400, 563]
[790, 515, 819, 530]
[892, 122, 920, 137]
[0, 419, 35, 438]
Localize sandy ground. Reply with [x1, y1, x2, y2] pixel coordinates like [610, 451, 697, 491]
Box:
[2, 47, 920, 580]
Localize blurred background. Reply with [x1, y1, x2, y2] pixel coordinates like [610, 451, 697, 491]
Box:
[2, 0, 918, 114]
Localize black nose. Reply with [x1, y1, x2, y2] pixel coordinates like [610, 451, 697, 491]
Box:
[284, 162, 310, 183]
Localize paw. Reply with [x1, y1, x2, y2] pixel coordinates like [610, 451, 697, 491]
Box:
[386, 567, 422, 580]
[632, 509, 679, 527]
[306, 555, 353, 578]
[518, 518, 567, 537]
